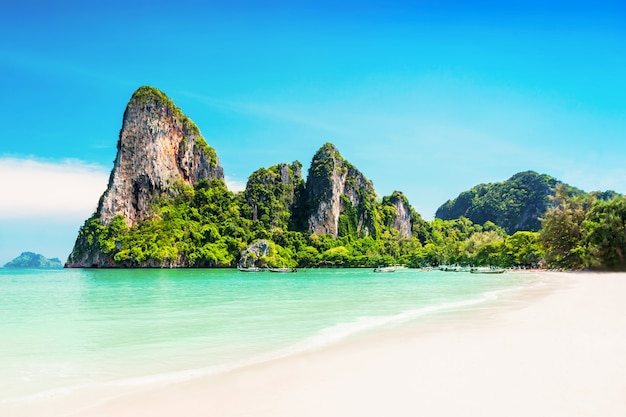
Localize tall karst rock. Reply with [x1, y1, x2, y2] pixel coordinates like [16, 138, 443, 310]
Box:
[382, 191, 413, 239]
[244, 161, 305, 230]
[99, 86, 223, 227]
[65, 86, 425, 268]
[67, 86, 224, 267]
[305, 143, 379, 238]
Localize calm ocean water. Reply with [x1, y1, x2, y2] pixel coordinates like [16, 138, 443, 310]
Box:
[0, 267, 544, 407]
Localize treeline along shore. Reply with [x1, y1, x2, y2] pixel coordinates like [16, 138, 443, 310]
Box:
[66, 86, 626, 271]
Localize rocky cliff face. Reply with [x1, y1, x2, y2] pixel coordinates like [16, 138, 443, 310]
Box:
[66, 86, 224, 267]
[66, 230, 116, 268]
[305, 143, 377, 238]
[65, 86, 425, 268]
[238, 240, 270, 268]
[384, 191, 413, 239]
[244, 161, 303, 228]
[99, 86, 223, 227]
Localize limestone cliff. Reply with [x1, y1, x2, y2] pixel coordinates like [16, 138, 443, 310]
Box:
[244, 161, 304, 229]
[66, 86, 223, 267]
[382, 191, 413, 239]
[99, 86, 223, 227]
[64, 86, 429, 269]
[305, 143, 377, 238]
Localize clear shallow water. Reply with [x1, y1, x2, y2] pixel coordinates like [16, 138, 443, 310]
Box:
[0, 267, 544, 405]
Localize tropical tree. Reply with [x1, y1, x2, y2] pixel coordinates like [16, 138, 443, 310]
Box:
[582, 196, 626, 270]
[460, 231, 504, 265]
[538, 184, 588, 269]
[503, 231, 542, 267]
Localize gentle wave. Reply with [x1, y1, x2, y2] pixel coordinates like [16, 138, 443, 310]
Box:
[114, 282, 538, 386]
[281, 296, 489, 355]
[120, 289, 507, 382]
[6, 290, 503, 405]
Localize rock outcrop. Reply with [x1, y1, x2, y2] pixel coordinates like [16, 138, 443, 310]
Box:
[239, 240, 271, 267]
[383, 191, 413, 239]
[305, 143, 378, 238]
[99, 86, 223, 227]
[66, 86, 224, 267]
[244, 161, 304, 228]
[64, 86, 426, 269]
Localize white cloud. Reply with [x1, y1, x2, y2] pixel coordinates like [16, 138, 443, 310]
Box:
[559, 167, 626, 195]
[0, 158, 251, 221]
[225, 176, 246, 192]
[0, 157, 109, 219]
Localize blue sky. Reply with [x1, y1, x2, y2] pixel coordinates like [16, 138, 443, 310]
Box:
[1, 0, 625, 265]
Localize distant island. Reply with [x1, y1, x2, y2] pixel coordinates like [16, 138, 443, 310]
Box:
[4, 252, 63, 269]
[65, 86, 626, 271]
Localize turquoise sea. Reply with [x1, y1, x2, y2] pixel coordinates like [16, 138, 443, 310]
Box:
[0, 267, 545, 409]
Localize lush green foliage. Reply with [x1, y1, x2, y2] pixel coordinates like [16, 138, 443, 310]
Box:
[74, 181, 547, 268]
[436, 171, 582, 234]
[537, 184, 587, 268]
[243, 162, 304, 231]
[539, 185, 626, 270]
[306, 143, 381, 239]
[75, 87, 622, 271]
[71, 130, 622, 270]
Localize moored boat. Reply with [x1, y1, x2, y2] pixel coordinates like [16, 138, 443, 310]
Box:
[440, 265, 470, 272]
[237, 266, 266, 272]
[268, 267, 297, 273]
[373, 266, 397, 273]
[470, 267, 506, 274]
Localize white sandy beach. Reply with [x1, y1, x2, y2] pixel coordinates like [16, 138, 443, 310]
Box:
[24, 272, 626, 416]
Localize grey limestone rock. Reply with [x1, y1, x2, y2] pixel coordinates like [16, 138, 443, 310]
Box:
[66, 86, 224, 267]
[305, 143, 377, 238]
[98, 86, 223, 228]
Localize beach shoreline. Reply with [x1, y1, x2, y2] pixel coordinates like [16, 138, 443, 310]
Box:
[10, 271, 626, 417]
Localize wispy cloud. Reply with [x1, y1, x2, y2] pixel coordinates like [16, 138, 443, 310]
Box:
[553, 164, 626, 194]
[179, 90, 352, 137]
[0, 157, 109, 219]
[225, 176, 246, 192]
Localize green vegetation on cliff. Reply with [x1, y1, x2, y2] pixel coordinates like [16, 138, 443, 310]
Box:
[130, 86, 217, 166]
[71, 171, 625, 270]
[131, 86, 199, 133]
[306, 143, 380, 239]
[432, 174, 626, 270]
[243, 162, 305, 231]
[72, 177, 419, 268]
[69, 88, 625, 271]
[435, 171, 583, 234]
